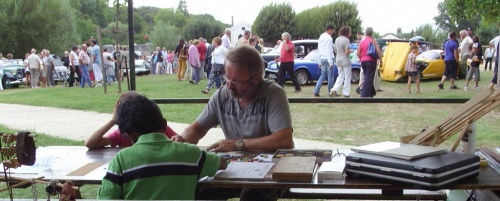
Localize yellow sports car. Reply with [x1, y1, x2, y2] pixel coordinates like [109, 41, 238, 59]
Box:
[379, 41, 412, 82]
[415, 50, 445, 80]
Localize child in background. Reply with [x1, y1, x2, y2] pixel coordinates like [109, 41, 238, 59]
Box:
[464, 43, 482, 91]
[166, 50, 173, 74]
[405, 45, 421, 93]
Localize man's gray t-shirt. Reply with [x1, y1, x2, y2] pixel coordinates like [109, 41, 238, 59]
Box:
[196, 80, 292, 139]
[43, 55, 55, 68]
[335, 36, 351, 67]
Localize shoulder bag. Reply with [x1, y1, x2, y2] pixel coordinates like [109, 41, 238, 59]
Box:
[367, 39, 379, 60]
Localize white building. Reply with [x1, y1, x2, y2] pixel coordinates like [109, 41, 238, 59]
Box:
[230, 20, 252, 47]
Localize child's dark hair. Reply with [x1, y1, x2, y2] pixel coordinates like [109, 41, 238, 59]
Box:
[116, 94, 164, 137]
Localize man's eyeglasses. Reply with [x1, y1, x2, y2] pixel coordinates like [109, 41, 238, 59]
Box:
[223, 74, 261, 87]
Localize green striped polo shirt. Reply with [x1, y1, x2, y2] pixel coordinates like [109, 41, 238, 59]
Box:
[97, 133, 220, 200]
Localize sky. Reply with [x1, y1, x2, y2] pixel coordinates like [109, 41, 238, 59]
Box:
[131, 0, 443, 35]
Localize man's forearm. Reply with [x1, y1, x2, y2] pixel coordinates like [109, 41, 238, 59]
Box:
[181, 122, 209, 144]
[241, 128, 294, 152]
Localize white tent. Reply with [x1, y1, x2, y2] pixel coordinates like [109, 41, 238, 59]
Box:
[382, 34, 399, 40]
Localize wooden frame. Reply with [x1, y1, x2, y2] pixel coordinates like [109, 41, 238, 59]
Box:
[401, 88, 500, 149]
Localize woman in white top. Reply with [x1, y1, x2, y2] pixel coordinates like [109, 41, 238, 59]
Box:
[23, 53, 30, 86]
[69, 45, 81, 87]
[201, 36, 228, 94]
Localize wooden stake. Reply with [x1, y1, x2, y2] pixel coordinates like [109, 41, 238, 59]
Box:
[451, 121, 472, 152]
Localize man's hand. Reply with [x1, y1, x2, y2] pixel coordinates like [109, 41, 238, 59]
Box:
[171, 135, 186, 142]
[329, 65, 333, 69]
[206, 139, 237, 152]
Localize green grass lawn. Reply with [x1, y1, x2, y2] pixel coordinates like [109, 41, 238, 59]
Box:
[0, 71, 499, 199]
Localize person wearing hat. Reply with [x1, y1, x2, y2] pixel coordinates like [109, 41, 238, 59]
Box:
[464, 43, 482, 91]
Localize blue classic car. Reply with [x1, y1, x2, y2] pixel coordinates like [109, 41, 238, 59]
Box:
[2, 60, 25, 89]
[265, 46, 361, 85]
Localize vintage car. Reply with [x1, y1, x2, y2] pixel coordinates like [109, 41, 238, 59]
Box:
[379, 40, 435, 82]
[51, 54, 70, 85]
[265, 49, 361, 85]
[2, 63, 25, 89]
[121, 51, 150, 76]
[261, 40, 319, 64]
[415, 50, 446, 80]
[1, 59, 25, 88]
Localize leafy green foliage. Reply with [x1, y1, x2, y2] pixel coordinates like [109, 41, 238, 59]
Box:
[434, 1, 482, 33]
[444, 0, 499, 26]
[252, 3, 296, 42]
[414, 24, 448, 45]
[154, 8, 188, 29]
[102, 22, 129, 45]
[150, 20, 181, 51]
[295, 1, 362, 42]
[0, 0, 79, 58]
[183, 16, 225, 40]
[177, 0, 189, 16]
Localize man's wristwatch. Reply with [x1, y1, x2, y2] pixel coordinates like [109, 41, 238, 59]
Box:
[235, 139, 244, 151]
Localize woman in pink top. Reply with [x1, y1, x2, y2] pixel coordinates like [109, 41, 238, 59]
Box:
[166, 50, 174, 74]
[85, 91, 178, 149]
[356, 27, 382, 97]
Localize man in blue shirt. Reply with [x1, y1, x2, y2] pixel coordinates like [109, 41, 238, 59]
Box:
[438, 32, 459, 90]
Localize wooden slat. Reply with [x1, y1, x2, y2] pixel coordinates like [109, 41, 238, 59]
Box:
[407, 88, 500, 148]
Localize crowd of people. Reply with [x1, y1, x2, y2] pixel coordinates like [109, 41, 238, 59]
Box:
[145, 28, 268, 95]
[439, 30, 499, 91]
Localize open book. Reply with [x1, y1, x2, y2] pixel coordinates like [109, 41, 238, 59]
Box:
[214, 162, 275, 181]
[351, 141, 447, 160]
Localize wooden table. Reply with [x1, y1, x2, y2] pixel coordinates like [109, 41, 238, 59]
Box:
[2, 146, 120, 185]
[4, 146, 499, 200]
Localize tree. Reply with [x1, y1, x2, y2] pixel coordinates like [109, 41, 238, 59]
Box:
[77, 0, 113, 28]
[77, 19, 98, 43]
[154, 8, 188, 29]
[444, 0, 499, 27]
[136, 6, 160, 32]
[476, 22, 499, 45]
[102, 22, 129, 45]
[415, 25, 433, 41]
[150, 20, 181, 50]
[252, 3, 296, 43]
[433, 2, 481, 33]
[294, 1, 362, 41]
[183, 14, 225, 40]
[177, 0, 188, 16]
[0, 0, 79, 58]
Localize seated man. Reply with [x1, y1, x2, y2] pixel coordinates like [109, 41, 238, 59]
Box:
[172, 45, 294, 200]
[97, 93, 226, 200]
[84, 91, 178, 149]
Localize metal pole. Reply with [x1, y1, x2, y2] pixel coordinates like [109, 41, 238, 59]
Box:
[97, 26, 107, 93]
[127, 0, 135, 90]
[115, 0, 121, 93]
